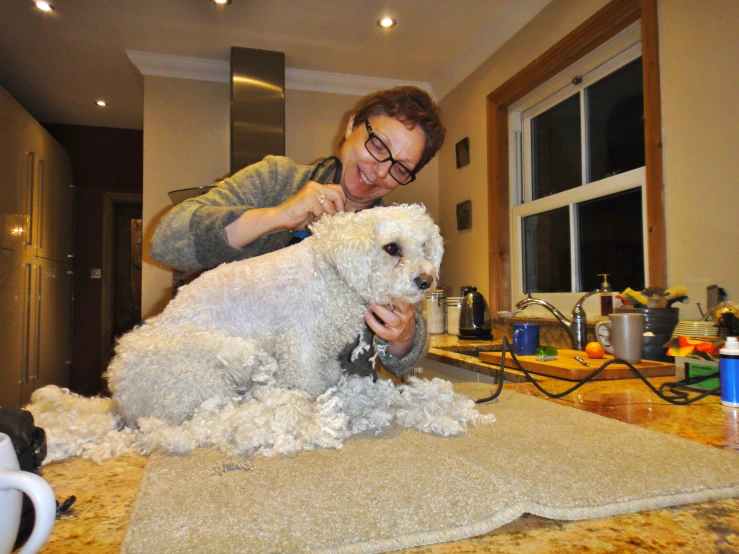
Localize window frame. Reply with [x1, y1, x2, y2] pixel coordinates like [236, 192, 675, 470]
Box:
[519, 41, 642, 198]
[508, 35, 647, 305]
[484, 0, 664, 314]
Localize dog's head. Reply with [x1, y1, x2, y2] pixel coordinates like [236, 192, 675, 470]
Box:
[309, 204, 444, 305]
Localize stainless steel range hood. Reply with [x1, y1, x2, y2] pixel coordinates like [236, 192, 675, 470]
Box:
[169, 47, 286, 204]
[230, 46, 285, 175]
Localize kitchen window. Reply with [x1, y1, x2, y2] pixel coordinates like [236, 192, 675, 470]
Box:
[509, 26, 646, 305]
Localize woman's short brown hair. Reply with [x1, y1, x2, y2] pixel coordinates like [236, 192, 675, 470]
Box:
[352, 86, 446, 173]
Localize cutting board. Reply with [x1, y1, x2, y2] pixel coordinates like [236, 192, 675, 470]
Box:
[478, 349, 675, 381]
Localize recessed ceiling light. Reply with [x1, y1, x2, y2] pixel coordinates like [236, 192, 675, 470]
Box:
[377, 17, 397, 29]
[95, 100, 107, 107]
[212, 0, 231, 5]
[35, 1, 54, 11]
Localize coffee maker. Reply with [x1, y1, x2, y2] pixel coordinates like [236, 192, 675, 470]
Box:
[459, 287, 492, 339]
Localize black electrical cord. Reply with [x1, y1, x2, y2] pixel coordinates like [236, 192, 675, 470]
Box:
[475, 336, 720, 405]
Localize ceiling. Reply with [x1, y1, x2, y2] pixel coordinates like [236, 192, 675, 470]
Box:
[0, 0, 552, 130]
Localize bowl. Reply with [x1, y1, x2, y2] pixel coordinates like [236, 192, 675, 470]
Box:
[497, 311, 518, 318]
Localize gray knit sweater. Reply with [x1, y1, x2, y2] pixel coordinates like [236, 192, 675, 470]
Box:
[150, 156, 429, 377]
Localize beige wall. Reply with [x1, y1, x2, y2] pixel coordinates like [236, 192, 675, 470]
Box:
[286, 89, 357, 164]
[659, 0, 739, 319]
[141, 77, 230, 319]
[386, 152, 439, 224]
[142, 84, 439, 318]
[437, 0, 739, 319]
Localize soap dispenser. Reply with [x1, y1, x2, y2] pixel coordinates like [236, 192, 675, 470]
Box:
[598, 274, 614, 316]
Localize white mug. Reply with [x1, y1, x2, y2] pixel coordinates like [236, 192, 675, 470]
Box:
[0, 433, 56, 554]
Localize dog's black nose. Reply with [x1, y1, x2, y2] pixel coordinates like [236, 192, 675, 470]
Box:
[414, 273, 434, 291]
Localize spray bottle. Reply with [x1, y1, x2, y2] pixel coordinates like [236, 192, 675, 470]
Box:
[598, 274, 614, 316]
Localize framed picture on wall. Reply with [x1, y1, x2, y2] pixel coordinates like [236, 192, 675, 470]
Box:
[455, 137, 470, 168]
[456, 200, 472, 231]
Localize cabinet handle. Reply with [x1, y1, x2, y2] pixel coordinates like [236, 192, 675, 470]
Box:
[20, 264, 32, 385]
[37, 159, 44, 251]
[25, 152, 34, 247]
[33, 265, 42, 380]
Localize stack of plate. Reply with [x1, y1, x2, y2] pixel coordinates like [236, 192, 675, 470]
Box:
[671, 320, 719, 339]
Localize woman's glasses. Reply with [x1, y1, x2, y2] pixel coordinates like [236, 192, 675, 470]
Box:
[364, 120, 417, 185]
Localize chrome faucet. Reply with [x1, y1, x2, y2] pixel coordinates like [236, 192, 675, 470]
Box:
[515, 290, 600, 351]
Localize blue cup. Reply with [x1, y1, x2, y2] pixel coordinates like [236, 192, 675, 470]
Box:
[513, 323, 540, 355]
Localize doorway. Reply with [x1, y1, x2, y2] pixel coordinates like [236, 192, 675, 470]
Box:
[101, 192, 143, 392]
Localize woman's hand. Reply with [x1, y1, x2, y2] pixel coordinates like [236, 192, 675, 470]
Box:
[276, 181, 346, 231]
[365, 303, 416, 358]
[225, 182, 346, 248]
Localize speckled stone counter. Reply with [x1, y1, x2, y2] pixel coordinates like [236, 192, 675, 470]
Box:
[36, 334, 739, 554]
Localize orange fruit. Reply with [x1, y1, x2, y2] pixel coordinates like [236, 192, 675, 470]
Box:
[585, 342, 605, 359]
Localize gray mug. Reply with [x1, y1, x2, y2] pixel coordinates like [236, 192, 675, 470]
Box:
[595, 313, 644, 365]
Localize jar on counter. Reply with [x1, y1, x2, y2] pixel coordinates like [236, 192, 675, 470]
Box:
[425, 291, 446, 334]
[446, 297, 463, 336]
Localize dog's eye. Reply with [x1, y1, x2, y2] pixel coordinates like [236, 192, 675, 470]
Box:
[383, 243, 400, 256]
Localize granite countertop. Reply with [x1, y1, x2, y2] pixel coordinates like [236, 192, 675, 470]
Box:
[36, 335, 739, 554]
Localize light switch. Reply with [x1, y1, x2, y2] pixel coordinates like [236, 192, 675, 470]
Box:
[90, 268, 102, 279]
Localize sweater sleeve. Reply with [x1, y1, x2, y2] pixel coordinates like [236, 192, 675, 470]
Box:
[150, 156, 312, 272]
[375, 312, 430, 377]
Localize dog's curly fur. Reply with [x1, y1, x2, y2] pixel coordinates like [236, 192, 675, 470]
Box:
[106, 204, 443, 426]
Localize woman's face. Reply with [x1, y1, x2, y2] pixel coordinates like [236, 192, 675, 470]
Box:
[339, 113, 426, 210]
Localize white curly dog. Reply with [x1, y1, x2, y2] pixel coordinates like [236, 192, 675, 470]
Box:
[106, 204, 443, 426]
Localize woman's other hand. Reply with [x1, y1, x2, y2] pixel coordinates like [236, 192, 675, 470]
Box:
[365, 303, 416, 358]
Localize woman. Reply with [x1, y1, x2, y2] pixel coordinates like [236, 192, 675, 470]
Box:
[151, 86, 446, 378]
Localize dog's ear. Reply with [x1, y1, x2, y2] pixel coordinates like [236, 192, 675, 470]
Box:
[426, 221, 444, 272]
[397, 204, 445, 272]
[309, 212, 377, 294]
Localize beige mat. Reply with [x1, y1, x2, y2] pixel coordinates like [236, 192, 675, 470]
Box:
[122, 385, 739, 554]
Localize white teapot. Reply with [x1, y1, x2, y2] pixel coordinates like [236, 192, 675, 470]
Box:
[0, 433, 56, 554]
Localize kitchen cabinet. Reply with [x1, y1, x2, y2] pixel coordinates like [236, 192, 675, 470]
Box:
[20, 260, 73, 405]
[0, 90, 30, 253]
[0, 249, 26, 408]
[31, 134, 75, 263]
[0, 85, 74, 409]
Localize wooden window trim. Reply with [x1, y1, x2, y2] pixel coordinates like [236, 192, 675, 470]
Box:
[486, 0, 664, 311]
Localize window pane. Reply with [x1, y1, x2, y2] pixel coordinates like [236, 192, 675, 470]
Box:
[523, 207, 571, 293]
[577, 188, 645, 293]
[531, 94, 581, 200]
[587, 57, 645, 182]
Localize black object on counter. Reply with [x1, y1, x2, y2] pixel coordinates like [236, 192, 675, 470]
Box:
[459, 287, 492, 339]
[720, 312, 739, 336]
[617, 306, 679, 362]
